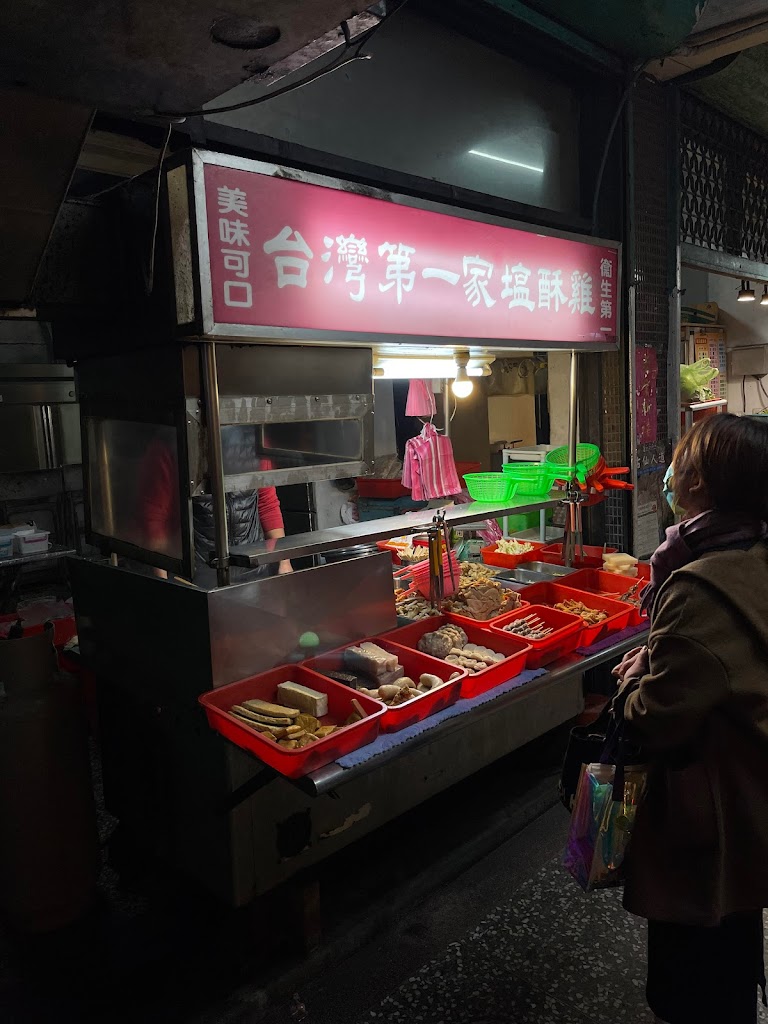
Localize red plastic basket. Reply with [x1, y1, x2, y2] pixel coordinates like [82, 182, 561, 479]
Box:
[516, 583, 632, 646]
[305, 639, 464, 733]
[480, 541, 546, 571]
[198, 665, 385, 778]
[490, 605, 582, 668]
[380, 615, 530, 698]
[537, 543, 617, 570]
[565, 569, 649, 627]
[356, 477, 410, 499]
[455, 461, 481, 478]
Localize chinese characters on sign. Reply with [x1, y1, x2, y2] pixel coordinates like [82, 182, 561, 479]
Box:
[217, 185, 253, 309]
[203, 162, 620, 344]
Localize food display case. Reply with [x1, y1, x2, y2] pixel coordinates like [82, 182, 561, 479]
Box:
[64, 147, 643, 909]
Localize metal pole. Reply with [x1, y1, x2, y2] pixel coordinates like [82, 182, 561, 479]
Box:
[201, 342, 230, 587]
[443, 380, 451, 438]
[568, 349, 579, 469]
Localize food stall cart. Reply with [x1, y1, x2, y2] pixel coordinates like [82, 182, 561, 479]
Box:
[65, 149, 644, 909]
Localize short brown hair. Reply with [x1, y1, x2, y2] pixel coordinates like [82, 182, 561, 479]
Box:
[674, 414, 768, 520]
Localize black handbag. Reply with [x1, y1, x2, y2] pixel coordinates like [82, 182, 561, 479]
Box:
[559, 689, 644, 812]
[559, 700, 614, 812]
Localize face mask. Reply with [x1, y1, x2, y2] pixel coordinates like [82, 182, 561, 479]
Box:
[663, 464, 685, 517]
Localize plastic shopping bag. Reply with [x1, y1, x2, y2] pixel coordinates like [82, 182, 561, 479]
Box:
[563, 762, 647, 891]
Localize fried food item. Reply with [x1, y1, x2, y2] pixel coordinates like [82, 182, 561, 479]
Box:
[460, 562, 498, 583]
[554, 598, 608, 626]
[230, 707, 288, 740]
[443, 580, 513, 621]
[395, 592, 441, 621]
[242, 699, 300, 720]
[316, 725, 337, 738]
[418, 624, 468, 659]
[296, 714, 321, 734]
[495, 538, 534, 556]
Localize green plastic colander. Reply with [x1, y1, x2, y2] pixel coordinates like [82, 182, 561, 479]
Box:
[545, 444, 601, 485]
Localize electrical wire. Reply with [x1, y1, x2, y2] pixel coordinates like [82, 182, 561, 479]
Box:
[743, 375, 747, 414]
[146, 122, 172, 294]
[591, 64, 644, 236]
[153, 0, 409, 121]
[758, 377, 768, 410]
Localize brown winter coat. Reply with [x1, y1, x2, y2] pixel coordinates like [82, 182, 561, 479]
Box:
[621, 541, 768, 926]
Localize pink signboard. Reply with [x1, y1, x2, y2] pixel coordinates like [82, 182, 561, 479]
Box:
[199, 157, 619, 346]
[635, 346, 658, 445]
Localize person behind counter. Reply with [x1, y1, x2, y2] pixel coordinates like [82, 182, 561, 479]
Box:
[137, 434, 292, 584]
[612, 414, 768, 1024]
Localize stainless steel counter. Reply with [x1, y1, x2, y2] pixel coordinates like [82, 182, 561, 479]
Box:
[229, 493, 561, 567]
[0, 543, 76, 569]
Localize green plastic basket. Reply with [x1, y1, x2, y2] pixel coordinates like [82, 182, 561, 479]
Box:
[463, 473, 518, 503]
[502, 462, 560, 496]
[545, 443, 601, 485]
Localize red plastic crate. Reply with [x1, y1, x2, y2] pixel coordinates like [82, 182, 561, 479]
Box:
[537, 543, 617, 570]
[490, 605, 582, 668]
[456, 461, 481, 478]
[480, 541, 546, 571]
[380, 615, 530, 698]
[565, 569, 649, 627]
[306, 639, 464, 732]
[356, 477, 410, 499]
[198, 665, 385, 778]
[516, 582, 632, 646]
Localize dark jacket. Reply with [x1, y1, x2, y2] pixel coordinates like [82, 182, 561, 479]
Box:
[193, 490, 263, 553]
[621, 541, 768, 926]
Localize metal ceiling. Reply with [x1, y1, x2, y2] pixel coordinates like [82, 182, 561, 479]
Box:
[0, 0, 375, 116]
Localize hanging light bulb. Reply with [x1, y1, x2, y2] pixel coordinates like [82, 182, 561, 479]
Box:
[451, 352, 474, 398]
[761, 285, 768, 306]
[738, 279, 756, 302]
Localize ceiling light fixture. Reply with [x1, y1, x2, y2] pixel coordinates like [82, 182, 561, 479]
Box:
[451, 353, 474, 399]
[738, 279, 756, 302]
[467, 149, 544, 174]
[373, 357, 490, 380]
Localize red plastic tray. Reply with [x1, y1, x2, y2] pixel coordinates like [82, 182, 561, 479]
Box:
[480, 541, 546, 571]
[0, 613, 77, 647]
[565, 569, 649, 627]
[357, 478, 410, 499]
[490, 605, 582, 669]
[536, 543, 617, 570]
[516, 582, 632, 646]
[306, 639, 464, 732]
[198, 665, 385, 778]
[379, 615, 530, 698]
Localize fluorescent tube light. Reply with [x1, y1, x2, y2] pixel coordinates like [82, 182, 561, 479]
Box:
[468, 149, 544, 174]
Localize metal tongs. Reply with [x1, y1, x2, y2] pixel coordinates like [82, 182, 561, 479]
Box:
[427, 509, 456, 609]
[562, 482, 586, 567]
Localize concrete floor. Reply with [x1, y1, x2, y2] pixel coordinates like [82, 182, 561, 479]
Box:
[2, 729, 767, 1024]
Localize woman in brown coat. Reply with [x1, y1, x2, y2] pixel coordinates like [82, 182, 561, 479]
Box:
[614, 415, 768, 1024]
